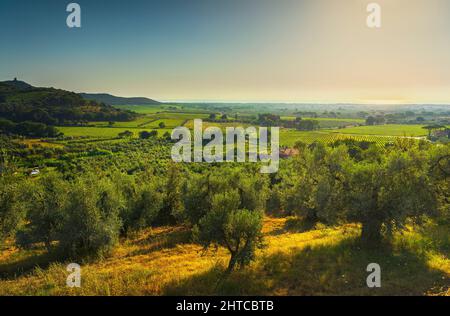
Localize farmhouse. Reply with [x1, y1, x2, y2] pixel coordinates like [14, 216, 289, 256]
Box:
[433, 128, 450, 138]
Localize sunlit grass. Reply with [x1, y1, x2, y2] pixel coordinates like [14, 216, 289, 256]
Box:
[0, 218, 447, 296]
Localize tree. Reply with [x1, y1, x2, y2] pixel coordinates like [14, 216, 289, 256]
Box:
[59, 176, 122, 258]
[366, 116, 376, 126]
[193, 190, 264, 272]
[158, 122, 166, 128]
[163, 131, 171, 140]
[0, 177, 26, 247]
[282, 144, 348, 223]
[182, 173, 211, 224]
[0, 119, 15, 134]
[122, 172, 164, 233]
[296, 120, 319, 131]
[209, 113, 216, 120]
[16, 173, 68, 250]
[423, 124, 445, 138]
[159, 164, 184, 224]
[118, 130, 133, 138]
[139, 130, 158, 139]
[374, 115, 386, 125]
[344, 149, 438, 246]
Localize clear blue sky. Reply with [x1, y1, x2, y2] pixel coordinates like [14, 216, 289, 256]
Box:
[1, 0, 450, 103]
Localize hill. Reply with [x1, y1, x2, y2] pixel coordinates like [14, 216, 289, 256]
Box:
[0, 79, 138, 126]
[79, 93, 161, 106]
[2, 78, 33, 91]
[0, 217, 448, 295]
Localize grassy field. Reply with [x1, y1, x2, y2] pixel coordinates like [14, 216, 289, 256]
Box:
[184, 120, 250, 130]
[57, 126, 173, 138]
[281, 117, 365, 122]
[141, 119, 187, 129]
[113, 105, 169, 114]
[281, 117, 365, 129]
[0, 217, 447, 295]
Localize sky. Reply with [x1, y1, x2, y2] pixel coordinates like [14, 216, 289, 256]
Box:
[1, 0, 450, 104]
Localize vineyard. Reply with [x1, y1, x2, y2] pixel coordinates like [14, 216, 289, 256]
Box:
[279, 130, 409, 147]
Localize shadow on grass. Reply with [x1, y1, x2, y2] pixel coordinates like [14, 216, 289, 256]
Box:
[0, 249, 63, 280]
[127, 226, 192, 257]
[269, 217, 319, 236]
[163, 236, 449, 296]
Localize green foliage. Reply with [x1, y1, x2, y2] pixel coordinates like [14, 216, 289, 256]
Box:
[279, 143, 348, 223]
[193, 190, 264, 272]
[182, 168, 269, 225]
[345, 147, 438, 245]
[0, 82, 137, 125]
[114, 172, 164, 233]
[278, 141, 442, 246]
[118, 130, 133, 138]
[139, 130, 158, 139]
[58, 175, 122, 259]
[0, 119, 61, 137]
[0, 176, 26, 245]
[160, 164, 185, 224]
[16, 173, 68, 250]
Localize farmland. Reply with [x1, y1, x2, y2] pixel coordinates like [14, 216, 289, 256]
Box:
[57, 126, 173, 138]
[1, 103, 449, 297]
[323, 124, 430, 137]
[279, 130, 398, 147]
[56, 111, 432, 149]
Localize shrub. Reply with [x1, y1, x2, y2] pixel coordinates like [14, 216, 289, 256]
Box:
[16, 173, 68, 250]
[0, 176, 26, 246]
[58, 176, 122, 259]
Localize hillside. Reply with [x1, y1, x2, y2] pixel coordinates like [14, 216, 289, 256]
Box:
[79, 93, 161, 106]
[0, 217, 448, 295]
[0, 79, 137, 125]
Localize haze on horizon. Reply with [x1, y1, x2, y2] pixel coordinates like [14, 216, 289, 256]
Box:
[1, 0, 450, 104]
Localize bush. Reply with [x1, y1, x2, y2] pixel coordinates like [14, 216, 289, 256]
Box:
[0, 176, 26, 246]
[120, 173, 164, 233]
[16, 173, 68, 250]
[58, 176, 122, 259]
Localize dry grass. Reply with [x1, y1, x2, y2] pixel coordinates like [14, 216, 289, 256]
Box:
[0, 217, 448, 296]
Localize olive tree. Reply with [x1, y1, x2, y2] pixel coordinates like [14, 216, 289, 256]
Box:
[113, 172, 164, 234]
[0, 177, 26, 248]
[160, 164, 185, 224]
[59, 176, 122, 258]
[16, 173, 68, 250]
[193, 190, 264, 272]
[345, 149, 438, 245]
[282, 143, 348, 224]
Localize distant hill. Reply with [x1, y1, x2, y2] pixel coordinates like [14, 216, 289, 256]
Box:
[0, 79, 138, 125]
[79, 93, 161, 106]
[2, 78, 33, 91]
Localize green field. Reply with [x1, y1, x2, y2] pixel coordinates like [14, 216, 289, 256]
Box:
[281, 116, 365, 129]
[113, 105, 168, 113]
[279, 130, 398, 147]
[140, 119, 186, 128]
[57, 126, 172, 138]
[323, 124, 430, 137]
